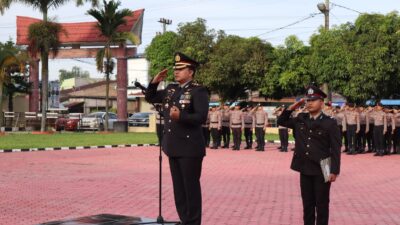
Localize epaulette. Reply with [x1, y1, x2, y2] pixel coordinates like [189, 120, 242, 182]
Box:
[192, 82, 200, 86]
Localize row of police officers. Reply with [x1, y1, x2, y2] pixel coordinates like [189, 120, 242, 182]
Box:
[326, 104, 400, 156]
[202, 104, 268, 151]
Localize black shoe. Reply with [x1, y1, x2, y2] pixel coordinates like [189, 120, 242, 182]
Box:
[343, 149, 349, 153]
[373, 152, 380, 156]
[277, 146, 282, 149]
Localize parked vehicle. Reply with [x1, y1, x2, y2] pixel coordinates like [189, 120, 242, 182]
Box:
[55, 118, 67, 131]
[80, 112, 118, 131]
[54, 113, 82, 131]
[128, 112, 153, 127]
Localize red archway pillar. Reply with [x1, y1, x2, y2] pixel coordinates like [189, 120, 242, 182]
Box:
[29, 59, 40, 112]
[117, 56, 128, 122]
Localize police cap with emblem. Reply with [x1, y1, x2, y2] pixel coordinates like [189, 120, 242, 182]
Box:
[173, 52, 199, 70]
[305, 85, 327, 100]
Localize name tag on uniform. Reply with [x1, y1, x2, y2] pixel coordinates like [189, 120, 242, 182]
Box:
[179, 92, 191, 104]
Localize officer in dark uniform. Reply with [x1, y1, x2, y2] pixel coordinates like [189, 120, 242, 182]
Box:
[145, 52, 209, 225]
[277, 85, 341, 225]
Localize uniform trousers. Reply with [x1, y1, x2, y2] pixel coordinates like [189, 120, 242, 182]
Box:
[384, 126, 393, 153]
[255, 127, 265, 150]
[367, 124, 374, 151]
[221, 126, 230, 147]
[244, 127, 253, 148]
[394, 127, 400, 153]
[346, 125, 357, 152]
[300, 174, 331, 225]
[279, 128, 289, 151]
[202, 127, 210, 147]
[356, 124, 366, 152]
[210, 128, 220, 148]
[232, 128, 242, 150]
[373, 125, 385, 154]
[169, 157, 203, 225]
[338, 125, 348, 151]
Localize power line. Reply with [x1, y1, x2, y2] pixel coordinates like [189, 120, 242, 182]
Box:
[224, 26, 316, 32]
[71, 59, 96, 66]
[262, 29, 319, 42]
[256, 12, 322, 37]
[330, 2, 363, 14]
[330, 11, 343, 24]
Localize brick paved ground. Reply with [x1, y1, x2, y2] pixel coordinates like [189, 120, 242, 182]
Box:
[1, 144, 400, 225]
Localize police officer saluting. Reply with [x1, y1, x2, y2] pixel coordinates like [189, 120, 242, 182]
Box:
[277, 85, 341, 225]
[254, 104, 268, 151]
[209, 106, 221, 149]
[243, 106, 255, 149]
[230, 105, 244, 150]
[221, 104, 231, 148]
[145, 52, 209, 225]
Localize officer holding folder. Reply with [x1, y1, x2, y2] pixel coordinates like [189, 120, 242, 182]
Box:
[277, 85, 341, 225]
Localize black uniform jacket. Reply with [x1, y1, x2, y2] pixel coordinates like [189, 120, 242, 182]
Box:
[277, 109, 341, 175]
[145, 80, 209, 158]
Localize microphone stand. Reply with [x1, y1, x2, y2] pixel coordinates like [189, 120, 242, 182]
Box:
[132, 87, 179, 225]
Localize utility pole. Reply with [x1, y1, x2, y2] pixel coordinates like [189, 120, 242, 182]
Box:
[158, 18, 172, 34]
[317, 0, 331, 102]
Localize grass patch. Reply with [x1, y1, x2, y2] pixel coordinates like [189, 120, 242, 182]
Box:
[0, 132, 294, 149]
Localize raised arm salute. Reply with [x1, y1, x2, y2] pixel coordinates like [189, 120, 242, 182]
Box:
[145, 52, 209, 225]
[277, 85, 341, 225]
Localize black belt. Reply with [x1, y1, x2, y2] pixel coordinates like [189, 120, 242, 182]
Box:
[222, 120, 229, 122]
[232, 123, 241, 125]
[256, 123, 265, 125]
[245, 123, 252, 124]
[211, 122, 218, 123]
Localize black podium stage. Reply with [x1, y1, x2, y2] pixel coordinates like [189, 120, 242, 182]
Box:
[38, 214, 160, 225]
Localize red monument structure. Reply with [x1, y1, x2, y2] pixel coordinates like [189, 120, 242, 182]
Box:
[16, 9, 144, 124]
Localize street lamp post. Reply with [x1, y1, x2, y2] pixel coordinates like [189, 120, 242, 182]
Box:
[317, 0, 331, 102]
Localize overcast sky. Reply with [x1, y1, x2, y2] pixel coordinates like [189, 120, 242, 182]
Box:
[0, 0, 399, 81]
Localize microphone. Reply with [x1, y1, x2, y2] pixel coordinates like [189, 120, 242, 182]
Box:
[134, 81, 147, 91]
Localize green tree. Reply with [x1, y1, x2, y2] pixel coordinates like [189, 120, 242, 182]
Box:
[0, 41, 27, 127]
[28, 20, 64, 131]
[0, 0, 99, 131]
[175, 18, 217, 65]
[309, 12, 400, 103]
[87, 0, 139, 131]
[59, 66, 90, 83]
[145, 31, 178, 81]
[260, 35, 311, 99]
[200, 35, 273, 102]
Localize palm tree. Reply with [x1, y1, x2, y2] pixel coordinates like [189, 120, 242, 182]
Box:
[0, 0, 99, 131]
[27, 20, 64, 131]
[87, 0, 139, 131]
[0, 48, 25, 127]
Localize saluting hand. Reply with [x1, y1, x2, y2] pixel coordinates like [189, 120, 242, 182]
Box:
[151, 69, 168, 84]
[288, 98, 305, 111]
[329, 174, 338, 182]
[170, 106, 180, 121]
